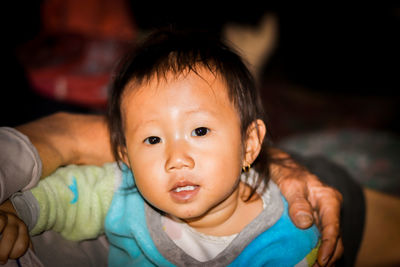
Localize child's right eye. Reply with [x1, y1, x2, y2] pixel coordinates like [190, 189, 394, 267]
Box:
[144, 136, 161, 145]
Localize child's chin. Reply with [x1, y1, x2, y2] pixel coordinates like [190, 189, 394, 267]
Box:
[169, 208, 207, 222]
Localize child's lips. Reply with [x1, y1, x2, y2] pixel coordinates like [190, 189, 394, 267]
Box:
[169, 182, 200, 203]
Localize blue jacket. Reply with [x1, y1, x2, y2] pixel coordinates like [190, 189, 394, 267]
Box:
[105, 165, 320, 267]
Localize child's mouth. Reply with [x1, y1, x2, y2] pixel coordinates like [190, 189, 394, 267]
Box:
[170, 183, 200, 202]
[173, 185, 196, 193]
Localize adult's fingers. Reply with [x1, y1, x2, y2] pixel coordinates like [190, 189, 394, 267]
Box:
[280, 178, 314, 229]
[317, 224, 341, 265]
[9, 221, 29, 259]
[0, 212, 7, 233]
[0, 221, 18, 264]
[325, 237, 344, 267]
[313, 187, 343, 266]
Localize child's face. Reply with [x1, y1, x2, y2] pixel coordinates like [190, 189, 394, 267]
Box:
[121, 68, 246, 221]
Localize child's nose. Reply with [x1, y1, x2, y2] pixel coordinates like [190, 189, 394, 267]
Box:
[165, 141, 195, 172]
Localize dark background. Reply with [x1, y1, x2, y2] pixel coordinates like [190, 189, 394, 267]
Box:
[2, 3, 398, 141]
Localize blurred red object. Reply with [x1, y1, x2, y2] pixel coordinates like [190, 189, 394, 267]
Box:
[18, 0, 137, 109]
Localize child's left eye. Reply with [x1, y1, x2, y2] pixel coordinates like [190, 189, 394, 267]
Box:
[191, 127, 210, 137]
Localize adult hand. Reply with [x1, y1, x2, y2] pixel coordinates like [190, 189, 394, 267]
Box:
[16, 112, 114, 177]
[0, 200, 31, 264]
[269, 149, 343, 266]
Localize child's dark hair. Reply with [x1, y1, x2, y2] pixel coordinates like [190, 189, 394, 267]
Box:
[108, 28, 273, 200]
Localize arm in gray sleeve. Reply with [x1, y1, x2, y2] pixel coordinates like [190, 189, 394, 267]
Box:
[10, 191, 40, 231]
[0, 127, 42, 203]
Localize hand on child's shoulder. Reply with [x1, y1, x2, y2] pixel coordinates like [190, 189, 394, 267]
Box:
[0, 200, 31, 264]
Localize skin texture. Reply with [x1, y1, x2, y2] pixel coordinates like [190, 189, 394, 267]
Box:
[121, 69, 265, 235]
[16, 113, 114, 178]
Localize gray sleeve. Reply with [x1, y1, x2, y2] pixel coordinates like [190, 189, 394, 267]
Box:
[0, 127, 42, 203]
[10, 191, 40, 231]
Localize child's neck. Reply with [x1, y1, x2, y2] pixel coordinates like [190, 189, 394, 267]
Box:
[179, 182, 263, 236]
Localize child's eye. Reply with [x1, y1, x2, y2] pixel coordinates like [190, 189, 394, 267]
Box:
[144, 136, 161, 145]
[191, 127, 210, 137]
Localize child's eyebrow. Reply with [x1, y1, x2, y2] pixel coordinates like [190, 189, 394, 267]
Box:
[184, 108, 215, 116]
[182, 108, 221, 119]
[129, 108, 218, 131]
[128, 118, 158, 133]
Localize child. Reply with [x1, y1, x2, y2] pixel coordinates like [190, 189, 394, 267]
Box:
[2, 29, 320, 266]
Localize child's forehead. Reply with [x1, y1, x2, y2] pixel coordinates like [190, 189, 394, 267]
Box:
[123, 67, 230, 100]
[120, 68, 237, 119]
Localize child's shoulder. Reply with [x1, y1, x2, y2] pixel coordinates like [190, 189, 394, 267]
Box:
[229, 179, 320, 266]
[232, 190, 320, 266]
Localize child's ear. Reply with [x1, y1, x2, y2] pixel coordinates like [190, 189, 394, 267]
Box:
[118, 146, 131, 167]
[243, 119, 267, 166]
